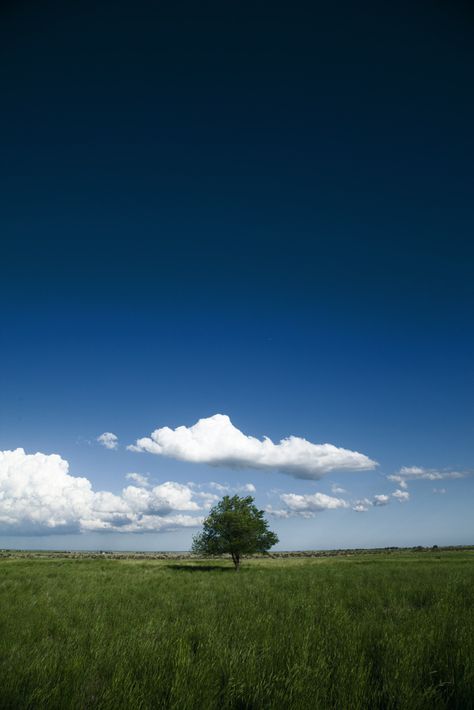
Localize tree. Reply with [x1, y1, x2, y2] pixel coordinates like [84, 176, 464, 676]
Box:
[191, 495, 279, 570]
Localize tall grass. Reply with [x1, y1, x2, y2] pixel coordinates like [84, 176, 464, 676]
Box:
[0, 552, 473, 709]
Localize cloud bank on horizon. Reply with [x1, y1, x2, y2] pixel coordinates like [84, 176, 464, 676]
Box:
[0, 448, 206, 535]
[128, 414, 377, 479]
[3, 416, 465, 537]
[0, 444, 385, 536]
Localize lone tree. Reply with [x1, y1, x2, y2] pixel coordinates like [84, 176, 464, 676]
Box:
[192, 495, 279, 570]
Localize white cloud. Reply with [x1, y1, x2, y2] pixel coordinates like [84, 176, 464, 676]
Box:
[392, 489, 410, 502]
[128, 414, 377, 479]
[97, 432, 118, 450]
[264, 505, 291, 519]
[353, 503, 370, 513]
[145, 481, 200, 512]
[0, 448, 204, 535]
[387, 466, 465, 488]
[240, 482, 256, 493]
[207, 482, 228, 493]
[388, 476, 409, 489]
[433, 487, 447, 495]
[208, 481, 256, 494]
[331, 484, 347, 494]
[352, 494, 390, 512]
[279, 491, 348, 517]
[352, 497, 372, 512]
[126, 472, 150, 487]
[193, 491, 221, 508]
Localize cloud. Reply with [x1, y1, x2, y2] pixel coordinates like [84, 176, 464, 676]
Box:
[392, 489, 410, 502]
[128, 414, 377, 479]
[264, 505, 290, 519]
[208, 481, 256, 494]
[184, 481, 256, 508]
[433, 487, 447, 495]
[277, 491, 349, 517]
[331, 484, 347, 494]
[240, 483, 256, 493]
[352, 494, 390, 512]
[351, 497, 372, 512]
[0, 448, 204, 535]
[387, 466, 465, 488]
[97, 432, 118, 450]
[192, 490, 221, 508]
[388, 476, 409, 489]
[125, 472, 150, 487]
[269, 489, 391, 516]
[353, 502, 370, 513]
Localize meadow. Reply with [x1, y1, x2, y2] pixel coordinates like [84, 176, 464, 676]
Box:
[0, 550, 473, 709]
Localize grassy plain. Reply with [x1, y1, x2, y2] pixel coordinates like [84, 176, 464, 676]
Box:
[0, 550, 473, 709]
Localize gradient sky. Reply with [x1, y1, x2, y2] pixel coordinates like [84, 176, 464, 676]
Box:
[1, 1, 473, 550]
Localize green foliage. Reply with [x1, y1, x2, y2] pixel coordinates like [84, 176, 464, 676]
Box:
[191, 495, 279, 568]
[0, 552, 473, 708]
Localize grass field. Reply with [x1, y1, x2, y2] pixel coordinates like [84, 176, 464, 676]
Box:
[0, 551, 473, 709]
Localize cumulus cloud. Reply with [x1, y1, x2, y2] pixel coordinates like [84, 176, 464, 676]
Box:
[392, 489, 410, 502]
[351, 493, 390, 512]
[331, 484, 347, 494]
[351, 497, 372, 512]
[97, 432, 118, 450]
[184, 481, 257, 510]
[352, 503, 370, 513]
[208, 481, 256, 494]
[126, 472, 150, 487]
[388, 476, 409, 489]
[264, 505, 290, 519]
[387, 466, 465, 488]
[128, 414, 377, 479]
[0, 448, 204, 535]
[275, 491, 349, 518]
[192, 490, 221, 508]
[269, 489, 391, 516]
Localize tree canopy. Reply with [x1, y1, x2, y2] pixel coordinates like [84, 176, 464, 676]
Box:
[191, 495, 279, 569]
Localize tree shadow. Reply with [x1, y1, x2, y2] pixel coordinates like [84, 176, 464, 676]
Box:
[165, 564, 235, 573]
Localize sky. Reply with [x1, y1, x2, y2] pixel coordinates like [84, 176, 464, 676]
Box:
[0, 0, 473, 550]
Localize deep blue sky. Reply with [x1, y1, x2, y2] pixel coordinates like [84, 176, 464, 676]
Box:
[0, 1, 473, 549]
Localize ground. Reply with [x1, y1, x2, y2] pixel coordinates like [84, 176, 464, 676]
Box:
[0, 550, 473, 708]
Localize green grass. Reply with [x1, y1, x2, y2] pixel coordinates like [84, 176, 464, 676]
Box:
[0, 552, 473, 709]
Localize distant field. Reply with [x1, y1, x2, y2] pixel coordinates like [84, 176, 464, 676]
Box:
[0, 551, 473, 709]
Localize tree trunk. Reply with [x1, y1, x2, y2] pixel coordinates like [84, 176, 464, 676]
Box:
[231, 552, 240, 571]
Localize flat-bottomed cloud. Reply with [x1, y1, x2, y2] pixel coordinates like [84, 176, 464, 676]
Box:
[266, 491, 349, 517]
[128, 414, 377, 479]
[0, 448, 204, 534]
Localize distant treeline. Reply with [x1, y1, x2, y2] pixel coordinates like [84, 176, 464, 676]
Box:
[1, 545, 472, 560]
